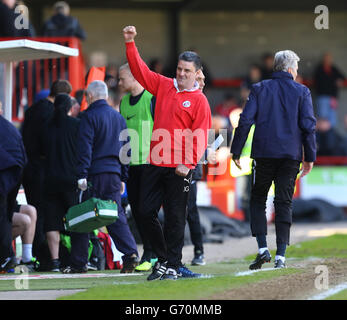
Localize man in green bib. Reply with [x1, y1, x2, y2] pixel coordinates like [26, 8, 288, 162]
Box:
[118, 63, 157, 272]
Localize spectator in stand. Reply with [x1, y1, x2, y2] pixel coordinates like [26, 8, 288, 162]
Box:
[149, 58, 164, 75]
[40, 93, 80, 272]
[242, 64, 262, 90]
[240, 64, 262, 108]
[21, 79, 72, 270]
[214, 93, 239, 123]
[314, 53, 345, 128]
[315, 118, 347, 156]
[106, 63, 119, 79]
[0, 0, 18, 37]
[260, 53, 274, 80]
[42, 1, 86, 40]
[12, 202, 38, 271]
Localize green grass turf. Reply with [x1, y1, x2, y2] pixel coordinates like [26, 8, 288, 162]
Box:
[326, 289, 347, 300]
[58, 268, 299, 300]
[1, 234, 346, 300]
[244, 234, 347, 261]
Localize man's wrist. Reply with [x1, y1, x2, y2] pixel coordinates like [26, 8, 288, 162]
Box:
[232, 154, 240, 160]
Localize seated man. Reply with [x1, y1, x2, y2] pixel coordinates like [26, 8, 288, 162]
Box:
[12, 202, 39, 272]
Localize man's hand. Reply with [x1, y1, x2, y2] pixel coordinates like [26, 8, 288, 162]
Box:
[175, 164, 190, 177]
[207, 148, 217, 164]
[231, 154, 242, 170]
[233, 158, 242, 170]
[300, 161, 314, 178]
[120, 182, 125, 195]
[123, 26, 137, 43]
[77, 178, 88, 191]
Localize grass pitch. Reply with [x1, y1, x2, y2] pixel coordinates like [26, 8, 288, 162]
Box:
[0, 234, 346, 300]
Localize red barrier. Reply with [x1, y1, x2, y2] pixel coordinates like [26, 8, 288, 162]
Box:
[0, 37, 86, 123]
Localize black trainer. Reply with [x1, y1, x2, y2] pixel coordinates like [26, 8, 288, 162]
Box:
[147, 261, 167, 281]
[274, 259, 286, 269]
[61, 265, 88, 274]
[121, 254, 140, 274]
[191, 250, 206, 266]
[249, 250, 271, 270]
[161, 267, 178, 280]
[19, 257, 40, 272]
[50, 259, 61, 272]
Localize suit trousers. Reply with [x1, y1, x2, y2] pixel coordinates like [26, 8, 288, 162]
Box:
[250, 158, 300, 245]
[139, 165, 192, 269]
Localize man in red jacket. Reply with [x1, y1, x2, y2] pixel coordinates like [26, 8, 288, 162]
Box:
[123, 25, 211, 281]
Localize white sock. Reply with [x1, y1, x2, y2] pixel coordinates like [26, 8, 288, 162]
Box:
[22, 244, 33, 263]
[259, 247, 268, 254]
[275, 255, 285, 262]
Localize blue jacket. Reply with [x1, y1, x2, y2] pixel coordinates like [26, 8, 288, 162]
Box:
[77, 99, 130, 181]
[0, 116, 27, 195]
[231, 71, 316, 162]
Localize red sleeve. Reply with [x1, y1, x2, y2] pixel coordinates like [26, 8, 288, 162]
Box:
[189, 96, 212, 168]
[126, 41, 163, 96]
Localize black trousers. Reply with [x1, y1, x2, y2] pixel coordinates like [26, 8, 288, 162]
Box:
[22, 164, 46, 258]
[139, 165, 192, 269]
[127, 165, 156, 260]
[187, 181, 204, 254]
[0, 182, 20, 260]
[250, 158, 300, 245]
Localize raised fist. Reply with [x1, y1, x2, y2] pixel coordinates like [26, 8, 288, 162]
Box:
[123, 26, 137, 42]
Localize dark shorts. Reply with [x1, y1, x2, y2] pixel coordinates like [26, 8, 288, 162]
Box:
[43, 191, 78, 232]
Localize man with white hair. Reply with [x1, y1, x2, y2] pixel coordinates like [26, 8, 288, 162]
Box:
[231, 50, 316, 269]
[63, 80, 139, 273]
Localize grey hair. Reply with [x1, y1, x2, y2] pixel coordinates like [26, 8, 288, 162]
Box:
[273, 50, 300, 72]
[86, 80, 108, 100]
[119, 63, 130, 72]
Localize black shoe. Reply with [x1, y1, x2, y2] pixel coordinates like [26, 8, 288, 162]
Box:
[191, 250, 206, 266]
[121, 254, 139, 274]
[274, 259, 286, 269]
[50, 259, 61, 272]
[0, 256, 17, 273]
[147, 261, 167, 281]
[19, 257, 40, 272]
[87, 262, 98, 271]
[249, 250, 271, 270]
[160, 267, 178, 280]
[61, 265, 88, 274]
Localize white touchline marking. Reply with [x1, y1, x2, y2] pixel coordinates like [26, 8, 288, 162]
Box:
[235, 268, 277, 277]
[309, 282, 347, 300]
[0, 273, 144, 281]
